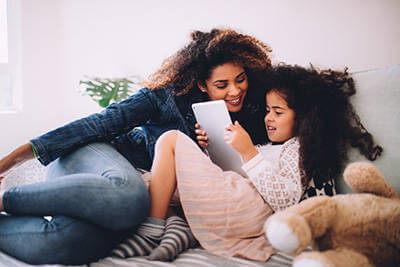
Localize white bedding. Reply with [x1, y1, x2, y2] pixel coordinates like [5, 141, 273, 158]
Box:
[0, 248, 293, 267]
[0, 160, 293, 267]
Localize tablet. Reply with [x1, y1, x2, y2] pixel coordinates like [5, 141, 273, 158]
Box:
[192, 100, 247, 177]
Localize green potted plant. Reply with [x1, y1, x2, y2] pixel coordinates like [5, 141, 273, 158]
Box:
[79, 76, 142, 108]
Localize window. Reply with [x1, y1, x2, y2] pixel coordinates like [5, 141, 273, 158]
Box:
[0, 0, 8, 63]
[0, 0, 21, 113]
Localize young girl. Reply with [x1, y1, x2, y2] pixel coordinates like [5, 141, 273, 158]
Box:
[111, 64, 382, 262]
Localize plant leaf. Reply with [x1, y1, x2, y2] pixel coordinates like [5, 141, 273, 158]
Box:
[79, 76, 142, 108]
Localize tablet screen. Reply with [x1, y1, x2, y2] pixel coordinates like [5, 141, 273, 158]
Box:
[192, 100, 247, 177]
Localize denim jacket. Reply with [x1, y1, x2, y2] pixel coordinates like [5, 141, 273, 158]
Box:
[30, 86, 267, 171]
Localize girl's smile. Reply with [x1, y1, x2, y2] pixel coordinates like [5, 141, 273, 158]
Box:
[265, 90, 295, 143]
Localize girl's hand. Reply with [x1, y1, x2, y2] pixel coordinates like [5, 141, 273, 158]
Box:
[224, 121, 258, 162]
[195, 123, 208, 148]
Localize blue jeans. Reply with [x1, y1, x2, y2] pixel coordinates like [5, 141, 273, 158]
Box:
[0, 143, 150, 265]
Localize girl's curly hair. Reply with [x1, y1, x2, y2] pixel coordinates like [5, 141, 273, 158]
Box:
[143, 28, 272, 95]
[266, 64, 383, 185]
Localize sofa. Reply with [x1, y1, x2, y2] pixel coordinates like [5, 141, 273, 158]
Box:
[1, 64, 399, 266]
[336, 64, 400, 195]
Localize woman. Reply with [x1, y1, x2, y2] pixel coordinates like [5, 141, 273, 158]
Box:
[0, 28, 272, 265]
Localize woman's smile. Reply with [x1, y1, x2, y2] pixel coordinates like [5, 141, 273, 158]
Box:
[226, 95, 243, 107]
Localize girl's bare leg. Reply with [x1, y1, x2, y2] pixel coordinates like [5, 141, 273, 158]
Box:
[147, 131, 198, 261]
[148, 131, 179, 219]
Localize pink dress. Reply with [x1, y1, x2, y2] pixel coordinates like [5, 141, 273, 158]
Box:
[172, 131, 275, 261]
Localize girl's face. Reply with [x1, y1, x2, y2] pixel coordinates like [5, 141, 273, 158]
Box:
[198, 62, 248, 113]
[265, 90, 295, 143]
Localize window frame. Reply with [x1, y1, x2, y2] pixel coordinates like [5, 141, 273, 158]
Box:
[0, 0, 22, 113]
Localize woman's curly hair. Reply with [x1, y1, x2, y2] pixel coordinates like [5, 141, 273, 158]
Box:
[266, 64, 383, 185]
[143, 28, 272, 95]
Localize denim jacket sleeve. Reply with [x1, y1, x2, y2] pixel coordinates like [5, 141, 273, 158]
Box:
[30, 88, 160, 165]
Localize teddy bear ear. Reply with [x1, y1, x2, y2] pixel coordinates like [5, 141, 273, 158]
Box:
[343, 162, 399, 199]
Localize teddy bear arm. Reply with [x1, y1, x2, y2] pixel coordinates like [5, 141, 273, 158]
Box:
[285, 195, 337, 238]
[265, 196, 337, 254]
[293, 247, 373, 267]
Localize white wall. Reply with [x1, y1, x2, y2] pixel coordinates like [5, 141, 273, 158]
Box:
[1, 0, 399, 155]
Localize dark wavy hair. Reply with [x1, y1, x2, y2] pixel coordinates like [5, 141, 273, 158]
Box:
[143, 28, 272, 144]
[266, 64, 383, 184]
[143, 28, 272, 95]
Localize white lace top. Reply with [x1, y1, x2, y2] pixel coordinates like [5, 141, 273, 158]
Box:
[241, 137, 334, 212]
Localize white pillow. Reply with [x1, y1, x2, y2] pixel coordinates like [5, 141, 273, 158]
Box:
[0, 159, 47, 192]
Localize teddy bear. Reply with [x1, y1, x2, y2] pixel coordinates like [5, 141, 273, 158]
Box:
[264, 162, 400, 267]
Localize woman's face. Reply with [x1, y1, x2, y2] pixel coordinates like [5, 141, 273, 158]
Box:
[198, 62, 248, 113]
[264, 90, 295, 143]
